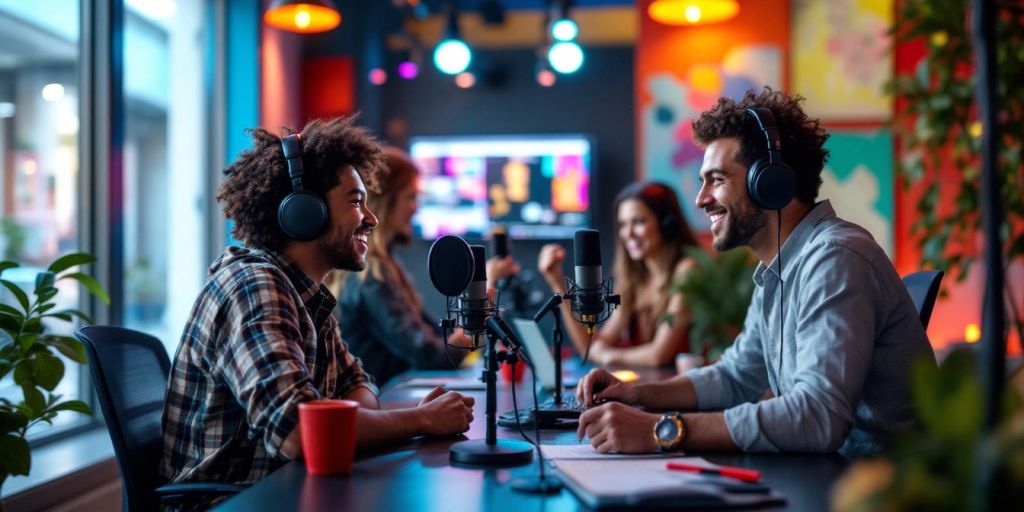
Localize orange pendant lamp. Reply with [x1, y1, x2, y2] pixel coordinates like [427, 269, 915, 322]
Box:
[648, 0, 740, 26]
[264, 0, 341, 34]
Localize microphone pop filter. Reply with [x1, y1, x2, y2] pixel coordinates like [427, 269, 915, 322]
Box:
[574, 229, 601, 267]
[428, 235, 474, 297]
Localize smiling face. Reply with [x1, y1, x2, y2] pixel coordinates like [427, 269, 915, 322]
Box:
[317, 165, 379, 271]
[617, 198, 663, 261]
[695, 138, 767, 252]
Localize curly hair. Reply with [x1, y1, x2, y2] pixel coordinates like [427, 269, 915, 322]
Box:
[217, 116, 387, 252]
[692, 88, 830, 205]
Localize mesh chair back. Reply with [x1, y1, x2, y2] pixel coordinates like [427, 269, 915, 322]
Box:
[901, 270, 944, 329]
[77, 325, 170, 512]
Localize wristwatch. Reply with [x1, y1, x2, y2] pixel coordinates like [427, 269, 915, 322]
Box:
[653, 412, 686, 452]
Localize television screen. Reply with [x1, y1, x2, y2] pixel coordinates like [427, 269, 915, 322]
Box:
[409, 135, 592, 239]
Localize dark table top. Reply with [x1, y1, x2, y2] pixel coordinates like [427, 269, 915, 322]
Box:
[214, 367, 850, 511]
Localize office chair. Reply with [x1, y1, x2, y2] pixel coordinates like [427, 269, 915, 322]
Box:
[901, 270, 944, 329]
[77, 325, 243, 511]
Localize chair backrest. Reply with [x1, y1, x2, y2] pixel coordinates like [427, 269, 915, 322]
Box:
[77, 325, 170, 512]
[901, 270, 944, 329]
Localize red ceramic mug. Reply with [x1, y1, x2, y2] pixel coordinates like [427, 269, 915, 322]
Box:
[298, 399, 359, 475]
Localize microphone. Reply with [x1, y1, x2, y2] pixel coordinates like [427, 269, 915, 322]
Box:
[426, 236, 497, 347]
[459, 245, 490, 343]
[565, 229, 619, 335]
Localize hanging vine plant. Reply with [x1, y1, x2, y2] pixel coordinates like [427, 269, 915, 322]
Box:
[886, 0, 1023, 342]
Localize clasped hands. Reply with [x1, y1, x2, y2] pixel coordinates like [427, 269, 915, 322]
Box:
[574, 368, 660, 453]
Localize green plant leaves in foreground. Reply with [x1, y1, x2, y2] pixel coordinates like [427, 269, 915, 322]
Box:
[0, 434, 30, 476]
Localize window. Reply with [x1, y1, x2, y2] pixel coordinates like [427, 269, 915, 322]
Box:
[0, 0, 214, 442]
[0, 0, 86, 437]
[121, 0, 210, 353]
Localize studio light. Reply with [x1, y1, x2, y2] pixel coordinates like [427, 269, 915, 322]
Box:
[548, 41, 583, 74]
[368, 68, 388, 86]
[647, 0, 739, 26]
[397, 60, 419, 80]
[434, 4, 472, 75]
[264, 0, 341, 34]
[551, 18, 578, 42]
[455, 72, 476, 89]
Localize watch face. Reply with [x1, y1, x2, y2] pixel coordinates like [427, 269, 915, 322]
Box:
[657, 418, 679, 443]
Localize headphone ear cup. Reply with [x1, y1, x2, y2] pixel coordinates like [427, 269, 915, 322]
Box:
[278, 192, 328, 241]
[747, 158, 796, 211]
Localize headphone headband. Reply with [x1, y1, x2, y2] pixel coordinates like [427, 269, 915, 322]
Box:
[745, 108, 782, 165]
[282, 134, 305, 192]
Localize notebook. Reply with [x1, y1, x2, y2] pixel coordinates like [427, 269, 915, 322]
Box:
[554, 457, 786, 509]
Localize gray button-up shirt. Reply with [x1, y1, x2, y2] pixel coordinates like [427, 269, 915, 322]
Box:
[686, 200, 935, 456]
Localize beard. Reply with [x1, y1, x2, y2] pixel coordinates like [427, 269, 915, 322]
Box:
[712, 198, 767, 252]
[318, 224, 367, 272]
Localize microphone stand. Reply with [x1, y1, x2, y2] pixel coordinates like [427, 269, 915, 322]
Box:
[448, 318, 534, 467]
[533, 294, 566, 406]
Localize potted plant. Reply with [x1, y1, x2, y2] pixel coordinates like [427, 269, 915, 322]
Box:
[831, 349, 1024, 511]
[673, 246, 758, 364]
[887, 0, 1023, 342]
[0, 253, 109, 495]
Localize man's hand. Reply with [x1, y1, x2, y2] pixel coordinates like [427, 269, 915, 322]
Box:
[576, 402, 660, 453]
[576, 368, 640, 407]
[417, 386, 475, 436]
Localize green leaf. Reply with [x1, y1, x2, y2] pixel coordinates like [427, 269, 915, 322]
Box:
[47, 308, 93, 324]
[12, 362, 31, 386]
[18, 333, 38, 352]
[50, 400, 91, 415]
[47, 336, 88, 364]
[34, 271, 55, 291]
[0, 434, 31, 475]
[0, 279, 29, 313]
[20, 383, 44, 416]
[31, 352, 64, 391]
[0, 261, 19, 277]
[47, 253, 96, 274]
[0, 410, 27, 434]
[57, 272, 110, 305]
[0, 304, 23, 318]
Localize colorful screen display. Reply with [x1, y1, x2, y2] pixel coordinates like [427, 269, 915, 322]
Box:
[409, 135, 592, 239]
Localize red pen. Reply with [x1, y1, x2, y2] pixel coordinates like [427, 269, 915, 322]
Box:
[666, 462, 762, 483]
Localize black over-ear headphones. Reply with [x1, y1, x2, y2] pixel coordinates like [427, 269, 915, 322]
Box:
[277, 134, 329, 241]
[745, 107, 796, 211]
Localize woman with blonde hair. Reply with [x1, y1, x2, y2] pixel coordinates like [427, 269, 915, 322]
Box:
[537, 182, 699, 367]
[337, 147, 515, 384]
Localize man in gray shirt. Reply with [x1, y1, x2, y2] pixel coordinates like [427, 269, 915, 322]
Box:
[575, 88, 935, 457]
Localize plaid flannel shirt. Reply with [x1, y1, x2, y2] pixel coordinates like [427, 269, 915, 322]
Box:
[160, 246, 376, 486]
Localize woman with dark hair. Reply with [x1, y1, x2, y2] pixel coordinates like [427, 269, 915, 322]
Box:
[538, 182, 700, 367]
[336, 147, 518, 384]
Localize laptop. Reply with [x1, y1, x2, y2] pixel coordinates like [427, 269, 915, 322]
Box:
[499, 318, 588, 428]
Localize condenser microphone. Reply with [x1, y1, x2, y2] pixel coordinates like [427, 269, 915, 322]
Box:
[566, 229, 618, 335]
[459, 245, 490, 342]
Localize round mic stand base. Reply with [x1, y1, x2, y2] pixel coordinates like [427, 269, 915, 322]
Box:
[449, 438, 534, 467]
[510, 474, 563, 494]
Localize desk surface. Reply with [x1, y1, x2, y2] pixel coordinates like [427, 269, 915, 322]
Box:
[214, 369, 849, 511]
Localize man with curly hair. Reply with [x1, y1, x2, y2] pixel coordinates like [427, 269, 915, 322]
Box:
[161, 117, 475, 491]
[575, 89, 935, 457]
